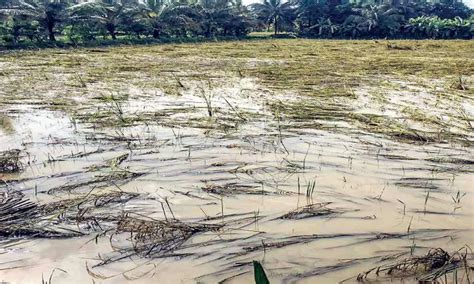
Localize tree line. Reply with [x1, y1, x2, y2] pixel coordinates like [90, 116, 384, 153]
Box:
[0, 0, 472, 46]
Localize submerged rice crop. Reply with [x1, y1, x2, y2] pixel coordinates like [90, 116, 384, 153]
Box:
[0, 39, 472, 283]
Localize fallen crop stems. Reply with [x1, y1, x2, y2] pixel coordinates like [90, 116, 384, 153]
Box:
[0, 191, 139, 239]
[94, 214, 225, 267]
[0, 149, 21, 173]
[356, 247, 472, 282]
[202, 183, 269, 196]
[47, 169, 144, 194]
[0, 196, 79, 238]
[283, 259, 360, 283]
[278, 202, 342, 220]
[40, 191, 139, 214]
[117, 215, 223, 257]
[0, 40, 472, 282]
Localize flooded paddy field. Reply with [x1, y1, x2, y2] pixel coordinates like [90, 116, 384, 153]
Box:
[0, 39, 473, 283]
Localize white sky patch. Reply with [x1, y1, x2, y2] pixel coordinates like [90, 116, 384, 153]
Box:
[464, 0, 474, 8]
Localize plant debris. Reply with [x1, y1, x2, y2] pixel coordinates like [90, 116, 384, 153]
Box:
[202, 183, 268, 196]
[0, 191, 139, 238]
[0, 149, 21, 173]
[356, 247, 472, 282]
[113, 215, 223, 258]
[0, 39, 472, 283]
[278, 202, 342, 220]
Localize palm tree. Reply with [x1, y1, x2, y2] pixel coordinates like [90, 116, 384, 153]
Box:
[139, 0, 168, 38]
[307, 17, 338, 37]
[69, 0, 138, 40]
[362, 4, 405, 37]
[1, 0, 70, 41]
[198, 0, 252, 37]
[168, 4, 199, 37]
[295, 0, 328, 33]
[139, 0, 199, 38]
[428, 0, 471, 19]
[197, 0, 231, 37]
[342, 13, 367, 37]
[251, 0, 295, 35]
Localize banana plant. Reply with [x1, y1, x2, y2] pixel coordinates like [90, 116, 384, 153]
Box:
[308, 17, 338, 37]
[407, 16, 473, 39]
[139, 0, 169, 38]
[251, 0, 295, 35]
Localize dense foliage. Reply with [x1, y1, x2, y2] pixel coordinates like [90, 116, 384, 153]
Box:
[296, 1, 473, 39]
[0, 0, 472, 46]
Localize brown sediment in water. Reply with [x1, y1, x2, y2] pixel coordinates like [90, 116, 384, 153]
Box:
[0, 39, 472, 283]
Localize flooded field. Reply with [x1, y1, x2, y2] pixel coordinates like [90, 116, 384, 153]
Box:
[0, 39, 473, 283]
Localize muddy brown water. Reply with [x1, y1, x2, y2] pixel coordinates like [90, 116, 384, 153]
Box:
[0, 56, 473, 284]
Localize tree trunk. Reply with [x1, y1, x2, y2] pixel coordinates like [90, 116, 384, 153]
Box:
[12, 27, 19, 44]
[106, 24, 116, 40]
[48, 22, 56, 41]
[152, 28, 161, 39]
[274, 18, 278, 35]
[110, 28, 117, 40]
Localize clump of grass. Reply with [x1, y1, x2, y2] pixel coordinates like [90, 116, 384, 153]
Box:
[193, 80, 215, 118]
[450, 74, 469, 90]
[0, 149, 21, 173]
[0, 191, 140, 238]
[0, 195, 78, 238]
[351, 113, 438, 143]
[199, 86, 214, 118]
[306, 180, 316, 198]
[40, 191, 139, 214]
[47, 169, 144, 194]
[401, 106, 442, 126]
[87, 153, 129, 171]
[356, 247, 472, 283]
[101, 215, 223, 261]
[106, 153, 129, 168]
[99, 94, 127, 124]
[426, 157, 474, 165]
[202, 183, 269, 196]
[452, 189, 466, 205]
[386, 42, 415, 51]
[279, 202, 340, 220]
